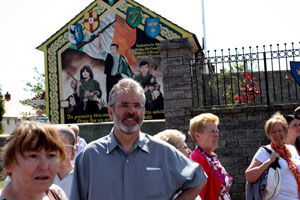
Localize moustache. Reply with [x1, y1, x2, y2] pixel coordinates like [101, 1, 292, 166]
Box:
[122, 113, 139, 121]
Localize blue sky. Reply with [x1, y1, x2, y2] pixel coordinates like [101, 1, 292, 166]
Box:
[1, 0, 300, 100]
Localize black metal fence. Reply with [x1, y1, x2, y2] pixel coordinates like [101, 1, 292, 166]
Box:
[191, 43, 300, 109]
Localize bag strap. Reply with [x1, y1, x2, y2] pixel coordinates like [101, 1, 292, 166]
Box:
[263, 146, 272, 154]
[263, 146, 281, 169]
[46, 189, 61, 200]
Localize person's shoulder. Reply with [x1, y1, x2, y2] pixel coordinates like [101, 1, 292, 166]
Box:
[49, 184, 68, 200]
[49, 184, 62, 191]
[79, 137, 87, 145]
[258, 145, 272, 152]
[146, 133, 171, 146]
[253, 145, 271, 162]
[190, 148, 206, 162]
[134, 73, 142, 79]
[286, 144, 296, 149]
[144, 133, 181, 153]
[82, 134, 111, 152]
[286, 144, 298, 155]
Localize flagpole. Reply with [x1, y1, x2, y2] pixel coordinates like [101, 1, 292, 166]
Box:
[201, 0, 207, 58]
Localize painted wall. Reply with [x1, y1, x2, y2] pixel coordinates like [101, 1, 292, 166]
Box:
[39, 0, 196, 124]
[62, 11, 164, 123]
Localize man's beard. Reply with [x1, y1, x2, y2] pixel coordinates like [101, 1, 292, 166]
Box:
[113, 111, 144, 135]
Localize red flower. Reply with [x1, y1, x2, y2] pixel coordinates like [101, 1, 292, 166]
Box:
[235, 72, 260, 104]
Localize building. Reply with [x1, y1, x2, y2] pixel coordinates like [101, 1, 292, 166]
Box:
[37, 0, 201, 124]
[2, 99, 35, 134]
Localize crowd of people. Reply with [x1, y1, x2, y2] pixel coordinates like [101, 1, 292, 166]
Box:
[1, 78, 300, 200]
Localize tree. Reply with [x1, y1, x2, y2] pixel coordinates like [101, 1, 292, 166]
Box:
[0, 87, 5, 134]
[21, 66, 45, 111]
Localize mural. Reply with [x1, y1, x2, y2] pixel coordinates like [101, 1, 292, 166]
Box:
[62, 7, 164, 123]
[38, 0, 197, 124]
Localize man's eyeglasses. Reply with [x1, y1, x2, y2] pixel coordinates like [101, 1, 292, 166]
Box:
[116, 102, 145, 110]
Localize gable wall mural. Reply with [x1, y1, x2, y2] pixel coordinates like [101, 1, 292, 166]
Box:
[38, 0, 198, 124]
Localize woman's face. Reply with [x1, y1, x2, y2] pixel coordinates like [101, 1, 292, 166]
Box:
[176, 139, 192, 157]
[82, 69, 90, 79]
[7, 148, 60, 193]
[288, 119, 300, 143]
[197, 122, 219, 154]
[270, 122, 286, 146]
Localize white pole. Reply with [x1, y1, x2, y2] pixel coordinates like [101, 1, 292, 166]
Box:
[201, 0, 207, 57]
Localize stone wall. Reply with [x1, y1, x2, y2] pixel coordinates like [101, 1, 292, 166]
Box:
[159, 38, 194, 133]
[159, 38, 300, 199]
[77, 119, 166, 143]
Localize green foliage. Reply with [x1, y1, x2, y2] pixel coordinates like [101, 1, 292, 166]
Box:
[0, 87, 5, 134]
[21, 67, 45, 110]
[23, 66, 45, 96]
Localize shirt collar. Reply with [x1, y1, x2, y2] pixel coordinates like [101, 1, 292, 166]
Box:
[106, 130, 150, 154]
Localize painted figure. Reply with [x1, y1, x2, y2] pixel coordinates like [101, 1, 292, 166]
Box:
[134, 61, 154, 89]
[76, 65, 103, 114]
[104, 43, 133, 102]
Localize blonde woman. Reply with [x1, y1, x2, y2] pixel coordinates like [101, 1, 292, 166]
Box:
[189, 113, 233, 200]
[246, 112, 300, 200]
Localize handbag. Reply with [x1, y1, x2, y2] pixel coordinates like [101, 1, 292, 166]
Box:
[246, 146, 281, 200]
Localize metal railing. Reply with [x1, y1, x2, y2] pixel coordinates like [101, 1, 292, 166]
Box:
[191, 43, 300, 108]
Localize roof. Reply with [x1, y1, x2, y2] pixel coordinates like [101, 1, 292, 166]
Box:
[31, 92, 45, 101]
[37, 0, 201, 52]
[3, 99, 36, 118]
[29, 92, 46, 107]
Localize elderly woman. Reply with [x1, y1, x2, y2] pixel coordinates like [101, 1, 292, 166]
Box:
[0, 122, 68, 200]
[189, 113, 233, 200]
[285, 106, 300, 155]
[246, 112, 300, 200]
[154, 129, 192, 157]
[155, 129, 206, 200]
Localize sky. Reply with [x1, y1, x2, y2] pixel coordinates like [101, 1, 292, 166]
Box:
[1, 0, 300, 100]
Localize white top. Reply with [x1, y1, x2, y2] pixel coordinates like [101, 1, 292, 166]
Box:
[254, 144, 300, 200]
[54, 170, 74, 199]
[72, 137, 87, 162]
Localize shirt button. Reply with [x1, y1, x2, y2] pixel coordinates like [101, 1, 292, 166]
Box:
[126, 160, 129, 163]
